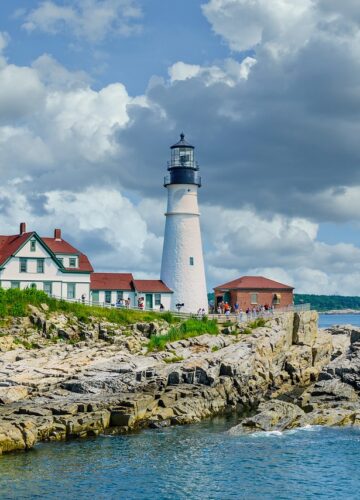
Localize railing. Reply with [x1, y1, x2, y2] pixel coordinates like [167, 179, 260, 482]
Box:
[208, 303, 311, 323]
[46, 295, 310, 324]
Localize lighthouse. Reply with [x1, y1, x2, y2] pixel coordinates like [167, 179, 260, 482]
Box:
[160, 133, 208, 314]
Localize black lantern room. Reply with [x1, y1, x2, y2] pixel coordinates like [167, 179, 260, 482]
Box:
[164, 133, 201, 187]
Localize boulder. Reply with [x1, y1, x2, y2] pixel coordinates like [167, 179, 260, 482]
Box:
[229, 400, 306, 434]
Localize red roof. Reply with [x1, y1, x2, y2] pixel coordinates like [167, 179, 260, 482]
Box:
[133, 279, 172, 293]
[0, 233, 34, 267]
[215, 276, 294, 291]
[91, 273, 134, 291]
[42, 237, 80, 254]
[43, 237, 93, 272]
[0, 232, 93, 273]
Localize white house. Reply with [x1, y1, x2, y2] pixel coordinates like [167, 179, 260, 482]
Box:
[90, 273, 173, 310]
[133, 279, 172, 311]
[0, 223, 174, 310]
[0, 223, 93, 300]
[90, 273, 135, 306]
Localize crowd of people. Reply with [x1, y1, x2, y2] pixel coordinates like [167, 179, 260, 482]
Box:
[209, 301, 275, 321]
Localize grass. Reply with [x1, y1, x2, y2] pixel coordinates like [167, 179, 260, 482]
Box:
[248, 318, 267, 329]
[211, 345, 220, 352]
[0, 288, 178, 326]
[147, 317, 219, 352]
[163, 355, 184, 363]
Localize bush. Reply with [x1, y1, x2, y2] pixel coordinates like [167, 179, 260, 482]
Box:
[148, 317, 219, 352]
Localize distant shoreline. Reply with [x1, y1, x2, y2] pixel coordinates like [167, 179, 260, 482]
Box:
[320, 309, 360, 315]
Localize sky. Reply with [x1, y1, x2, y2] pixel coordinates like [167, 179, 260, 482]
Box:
[1, 0, 360, 295]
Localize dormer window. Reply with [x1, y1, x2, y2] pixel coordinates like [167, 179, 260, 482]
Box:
[69, 257, 77, 268]
[30, 240, 36, 252]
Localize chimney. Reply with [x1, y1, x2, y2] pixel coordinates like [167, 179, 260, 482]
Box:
[19, 222, 26, 235]
[54, 228, 62, 241]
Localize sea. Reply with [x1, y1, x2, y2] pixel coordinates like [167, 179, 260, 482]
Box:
[1, 313, 360, 500]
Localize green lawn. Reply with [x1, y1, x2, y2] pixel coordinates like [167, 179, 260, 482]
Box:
[0, 288, 177, 326]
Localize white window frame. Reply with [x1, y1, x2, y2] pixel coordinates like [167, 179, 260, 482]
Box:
[155, 293, 161, 306]
[19, 258, 27, 273]
[250, 293, 258, 305]
[67, 283, 76, 300]
[37, 259, 45, 273]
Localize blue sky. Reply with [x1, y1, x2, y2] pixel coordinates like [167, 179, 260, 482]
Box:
[1, 0, 360, 294]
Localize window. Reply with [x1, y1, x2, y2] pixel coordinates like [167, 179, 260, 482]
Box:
[189, 257, 194, 266]
[116, 291, 123, 302]
[105, 291, 112, 304]
[273, 294, 281, 305]
[67, 283, 76, 299]
[19, 258, 27, 273]
[250, 293, 258, 305]
[11, 281, 20, 289]
[155, 293, 161, 306]
[69, 257, 76, 268]
[43, 282, 52, 296]
[30, 240, 36, 252]
[37, 259, 44, 273]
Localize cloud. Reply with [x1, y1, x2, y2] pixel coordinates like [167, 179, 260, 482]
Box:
[2, 4, 360, 295]
[0, 185, 162, 277]
[22, 0, 142, 43]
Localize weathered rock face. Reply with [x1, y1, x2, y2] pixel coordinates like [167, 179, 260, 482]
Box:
[228, 325, 360, 435]
[0, 310, 330, 454]
[229, 400, 306, 434]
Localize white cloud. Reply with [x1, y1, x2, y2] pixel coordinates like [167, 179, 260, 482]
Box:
[168, 57, 257, 86]
[202, 0, 314, 55]
[22, 0, 142, 43]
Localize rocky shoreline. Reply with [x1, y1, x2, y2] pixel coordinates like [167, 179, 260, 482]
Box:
[0, 306, 355, 454]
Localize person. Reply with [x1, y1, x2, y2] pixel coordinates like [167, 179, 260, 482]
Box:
[234, 302, 239, 314]
[160, 303, 164, 311]
[81, 293, 86, 304]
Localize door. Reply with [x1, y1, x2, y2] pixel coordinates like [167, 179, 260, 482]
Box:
[92, 290, 99, 304]
[145, 294, 153, 310]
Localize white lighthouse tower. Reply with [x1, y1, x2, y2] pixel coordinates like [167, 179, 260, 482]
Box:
[160, 133, 208, 314]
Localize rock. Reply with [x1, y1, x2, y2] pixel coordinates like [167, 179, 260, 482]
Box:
[229, 400, 306, 434]
[299, 379, 358, 411]
[293, 311, 318, 346]
[0, 386, 29, 404]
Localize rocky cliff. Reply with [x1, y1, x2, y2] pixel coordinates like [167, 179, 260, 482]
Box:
[0, 308, 331, 454]
[230, 324, 360, 434]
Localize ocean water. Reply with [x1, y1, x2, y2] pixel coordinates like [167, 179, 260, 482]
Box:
[1, 418, 360, 500]
[318, 313, 360, 329]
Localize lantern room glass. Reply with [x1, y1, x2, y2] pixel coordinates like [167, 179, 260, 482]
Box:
[171, 147, 194, 168]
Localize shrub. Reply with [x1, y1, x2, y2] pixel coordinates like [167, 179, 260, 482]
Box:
[148, 317, 219, 352]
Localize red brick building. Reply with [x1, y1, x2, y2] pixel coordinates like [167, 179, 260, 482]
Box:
[214, 276, 294, 310]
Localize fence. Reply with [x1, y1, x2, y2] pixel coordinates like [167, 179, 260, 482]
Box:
[46, 294, 310, 323]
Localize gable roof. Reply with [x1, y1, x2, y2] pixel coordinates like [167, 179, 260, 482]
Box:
[91, 273, 134, 291]
[0, 233, 34, 267]
[215, 276, 294, 291]
[0, 232, 93, 273]
[133, 279, 172, 293]
[42, 237, 93, 272]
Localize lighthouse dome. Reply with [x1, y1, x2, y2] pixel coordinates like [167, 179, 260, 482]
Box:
[170, 133, 194, 149]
